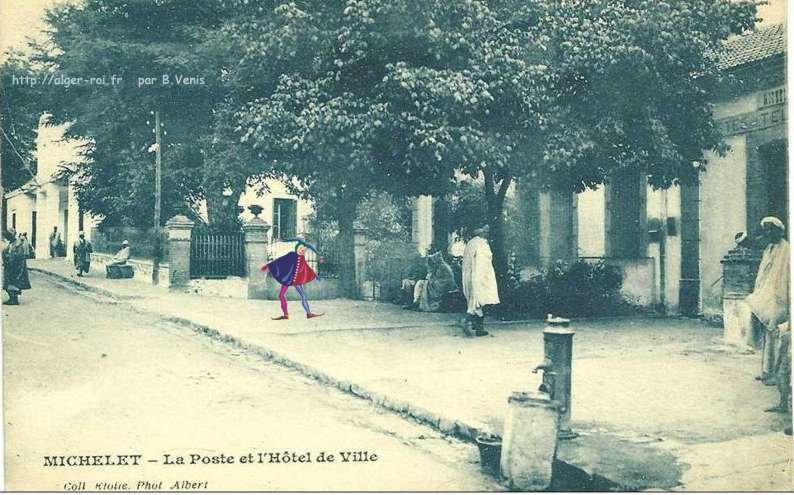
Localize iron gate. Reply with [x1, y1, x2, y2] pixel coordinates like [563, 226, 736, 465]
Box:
[190, 231, 246, 278]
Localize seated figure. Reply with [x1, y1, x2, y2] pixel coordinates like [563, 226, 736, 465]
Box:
[106, 240, 134, 279]
[407, 252, 459, 312]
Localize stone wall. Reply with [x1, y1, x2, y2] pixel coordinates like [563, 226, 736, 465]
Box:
[90, 252, 170, 286]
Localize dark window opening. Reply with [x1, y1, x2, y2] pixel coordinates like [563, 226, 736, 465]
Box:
[761, 139, 788, 227]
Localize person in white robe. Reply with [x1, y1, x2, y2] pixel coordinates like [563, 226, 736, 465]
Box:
[461, 224, 500, 336]
[108, 240, 131, 266]
[745, 216, 790, 384]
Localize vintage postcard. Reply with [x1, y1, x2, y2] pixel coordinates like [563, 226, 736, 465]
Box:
[0, 0, 791, 491]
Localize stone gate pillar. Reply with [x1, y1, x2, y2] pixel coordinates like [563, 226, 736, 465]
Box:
[243, 217, 271, 299]
[721, 247, 761, 349]
[166, 215, 195, 289]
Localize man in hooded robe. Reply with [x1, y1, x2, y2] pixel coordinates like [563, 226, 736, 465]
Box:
[461, 224, 500, 336]
[745, 216, 790, 385]
[261, 238, 324, 320]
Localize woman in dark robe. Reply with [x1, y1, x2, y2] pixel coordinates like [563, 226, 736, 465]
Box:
[261, 238, 324, 320]
[73, 231, 93, 276]
[3, 229, 32, 305]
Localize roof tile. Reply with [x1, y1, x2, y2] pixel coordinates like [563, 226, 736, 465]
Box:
[718, 24, 786, 69]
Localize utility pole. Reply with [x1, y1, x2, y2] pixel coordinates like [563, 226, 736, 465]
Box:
[152, 110, 162, 285]
[0, 109, 5, 235]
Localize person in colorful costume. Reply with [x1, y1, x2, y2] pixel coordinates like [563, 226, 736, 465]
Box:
[261, 238, 324, 320]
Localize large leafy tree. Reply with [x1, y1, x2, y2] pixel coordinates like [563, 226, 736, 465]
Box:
[23, 0, 254, 227]
[382, 0, 758, 285]
[1, 52, 45, 193]
[234, 0, 757, 292]
[233, 1, 464, 295]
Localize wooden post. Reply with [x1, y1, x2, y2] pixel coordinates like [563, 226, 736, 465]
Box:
[152, 110, 162, 285]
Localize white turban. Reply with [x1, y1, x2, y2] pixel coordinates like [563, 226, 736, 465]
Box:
[760, 216, 785, 231]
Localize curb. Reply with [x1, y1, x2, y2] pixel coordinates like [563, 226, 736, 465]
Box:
[32, 267, 495, 444]
[28, 267, 138, 301]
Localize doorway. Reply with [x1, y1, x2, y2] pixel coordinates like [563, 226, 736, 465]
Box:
[760, 139, 788, 226]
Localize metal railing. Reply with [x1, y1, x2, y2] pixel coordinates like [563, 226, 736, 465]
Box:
[190, 231, 246, 279]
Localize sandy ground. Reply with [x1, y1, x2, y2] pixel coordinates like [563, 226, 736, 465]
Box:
[2, 273, 501, 491]
[21, 260, 794, 490]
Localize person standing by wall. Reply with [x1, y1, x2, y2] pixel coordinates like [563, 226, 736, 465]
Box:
[461, 224, 500, 337]
[49, 226, 62, 258]
[745, 216, 790, 385]
[73, 231, 93, 277]
[3, 229, 32, 305]
[19, 233, 34, 259]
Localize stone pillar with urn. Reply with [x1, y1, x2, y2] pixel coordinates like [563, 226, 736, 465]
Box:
[165, 215, 195, 289]
[243, 217, 271, 299]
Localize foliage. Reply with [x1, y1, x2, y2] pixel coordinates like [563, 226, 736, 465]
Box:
[14, 0, 258, 227]
[1, 52, 45, 191]
[356, 192, 413, 242]
[4, 0, 758, 294]
[91, 226, 168, 261]
[497, 260, 630, 319]
[233, 0, 756, 293]
[447, 181, 489, 237]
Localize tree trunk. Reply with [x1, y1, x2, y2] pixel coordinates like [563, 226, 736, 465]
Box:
[484, 169, 511, 295]
[336, 198, 358, 299]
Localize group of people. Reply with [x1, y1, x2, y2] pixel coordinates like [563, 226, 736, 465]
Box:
[261, 229, 501, 334]
[1, 224, 136, 305]
[744, 216, 791, 435]
[47, 226, 94, 275]
[401, 224, 500, 337]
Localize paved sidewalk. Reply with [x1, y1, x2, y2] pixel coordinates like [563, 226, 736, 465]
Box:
[28, 259, 793, 490]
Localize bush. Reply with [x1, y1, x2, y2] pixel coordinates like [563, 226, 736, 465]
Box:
[93, 226, 168, 261]
[365, 237, 426, 302]
[497, 260, 629, 319]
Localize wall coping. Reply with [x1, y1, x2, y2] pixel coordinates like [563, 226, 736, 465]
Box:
[91, 252, 170, 269]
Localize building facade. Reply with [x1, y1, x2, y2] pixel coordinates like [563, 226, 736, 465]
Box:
[5, 119, 315, 262]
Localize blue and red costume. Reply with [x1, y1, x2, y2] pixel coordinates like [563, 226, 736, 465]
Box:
[261, 240, 323, 320]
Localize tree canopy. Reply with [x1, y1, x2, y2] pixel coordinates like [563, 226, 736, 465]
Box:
[15, 0, 258, 227]
[231, 0, 756, 285]
[3, 0, 759, 290]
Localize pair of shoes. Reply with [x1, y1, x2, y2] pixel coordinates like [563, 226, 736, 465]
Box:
[306, 312, 324, 319]
[785, 426, 792, 436]
[475, 329, 489, 337]
[764, 404, 788, 413]
[756, 373, 771, 381]
[271, 315, 289, 320]
[762, 377, 778, 386]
